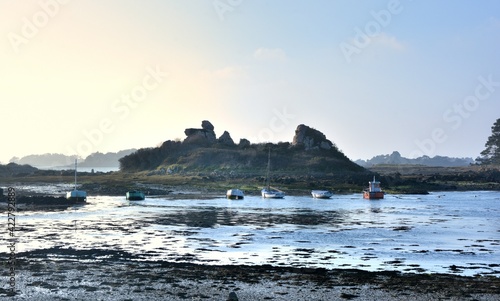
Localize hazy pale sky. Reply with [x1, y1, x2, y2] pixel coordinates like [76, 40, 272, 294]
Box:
[1, 0, 499, 163]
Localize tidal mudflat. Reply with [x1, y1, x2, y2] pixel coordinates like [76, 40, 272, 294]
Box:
[1, 189, 499, 300]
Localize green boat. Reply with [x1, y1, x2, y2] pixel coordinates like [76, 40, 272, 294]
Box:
[126, 190, 145, 201]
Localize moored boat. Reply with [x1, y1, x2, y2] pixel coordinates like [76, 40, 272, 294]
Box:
[226, 189, 244, 200]
[363, 176, 384, 199]
[66, 189, 87, 202]
[261, 187, 285, 199]
[66, 159, 86, 202]
[311, 190, 333, 199]
[261, 148, 285, 199]
[126, 190, 145, 201]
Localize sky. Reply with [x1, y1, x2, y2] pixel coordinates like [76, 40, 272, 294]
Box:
[1, 0, 500, 164]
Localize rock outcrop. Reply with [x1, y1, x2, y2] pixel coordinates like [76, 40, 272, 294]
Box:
[238, 138, 250, 148]
[184, 120, 217, 144]
[292, 124, 334, 150]
[120, 121, 368, 172]
[201, 120, 214, 131]
[218, 131, 235, 146]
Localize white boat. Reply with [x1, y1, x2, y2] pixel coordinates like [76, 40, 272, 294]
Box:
[261, 148, 285, 198]
[311, 190, 333, 199]
[66, 159, 87, 202]
[226, 189, 244, 200]
[261, 187, 285, 198]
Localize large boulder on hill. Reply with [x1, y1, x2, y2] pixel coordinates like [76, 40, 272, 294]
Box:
[292, 124, 334, 150]
[184, 120, 217, 144]
[218, 131, 235, 146]
[201, 120, 214, 131]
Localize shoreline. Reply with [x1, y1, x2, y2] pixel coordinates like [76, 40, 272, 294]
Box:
[1, 164, 500, 197]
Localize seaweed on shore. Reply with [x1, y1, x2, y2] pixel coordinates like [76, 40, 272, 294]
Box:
[3, 248, 500, 298]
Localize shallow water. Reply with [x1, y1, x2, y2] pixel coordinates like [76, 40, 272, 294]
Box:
[5, 191, 500, 277]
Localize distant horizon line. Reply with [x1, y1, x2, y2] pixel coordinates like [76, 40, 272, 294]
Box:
[2, 147, 478, 166]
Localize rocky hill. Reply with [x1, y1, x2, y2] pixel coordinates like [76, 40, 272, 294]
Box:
[119, 120, 365, 174]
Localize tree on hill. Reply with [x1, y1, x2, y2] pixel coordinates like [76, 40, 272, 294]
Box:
[477, 118, 500, 165]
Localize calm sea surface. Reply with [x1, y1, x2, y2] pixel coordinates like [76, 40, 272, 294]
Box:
[7, 190, 500, 277]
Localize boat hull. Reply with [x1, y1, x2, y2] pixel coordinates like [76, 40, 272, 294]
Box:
[66, 190, 87, 202]
[261, 188, 285, 199]
[363, 191, 384, 199]
[126, 191, 145, 201]
[311, 190, 333, 199]
[226, 189, 244, 200]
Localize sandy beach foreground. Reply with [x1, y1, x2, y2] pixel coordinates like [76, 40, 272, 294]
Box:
[1, 249, 499, 301]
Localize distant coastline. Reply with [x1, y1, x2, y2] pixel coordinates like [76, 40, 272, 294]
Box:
[355, 151, 474, 167]
[36, 166, 120, 173]
[8, 149, 136, 171]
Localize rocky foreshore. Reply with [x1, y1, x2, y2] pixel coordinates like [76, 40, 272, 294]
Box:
[0, 195, 82, 204]
[0, 195, 86, 212]
[1, 248, 499, 300]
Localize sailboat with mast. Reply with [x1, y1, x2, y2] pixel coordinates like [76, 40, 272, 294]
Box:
[66, 159, 87, 202]
[261, 148, 285, 198]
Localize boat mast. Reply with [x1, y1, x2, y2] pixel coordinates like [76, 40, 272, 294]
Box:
[266, 148, 271, 190]
[74, 159, 77, 191]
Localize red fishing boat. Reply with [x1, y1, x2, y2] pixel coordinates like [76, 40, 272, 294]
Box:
[363, 176, 384, 199]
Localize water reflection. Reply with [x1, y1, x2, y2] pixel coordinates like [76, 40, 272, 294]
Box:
[3, 192, 499, 277]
